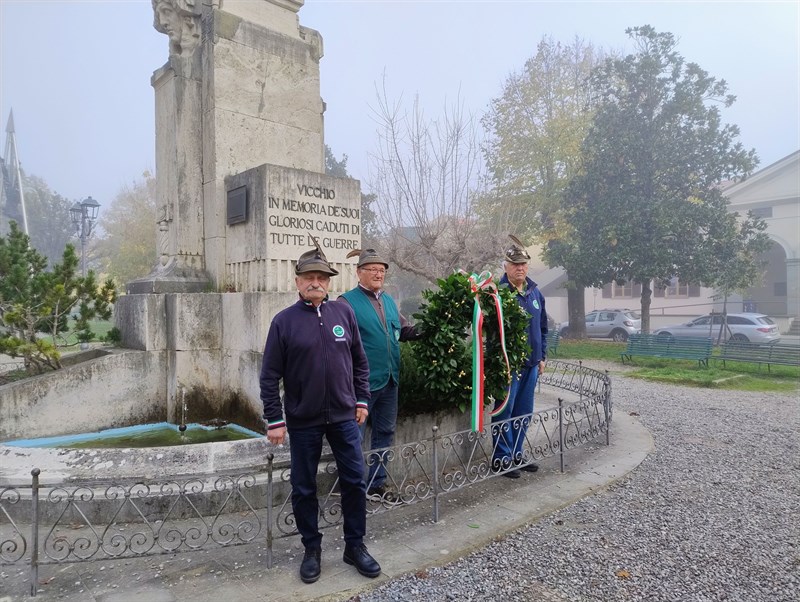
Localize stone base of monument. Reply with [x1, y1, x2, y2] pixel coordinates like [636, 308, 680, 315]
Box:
[113, 291, 301, 422]
[126, 263, 211, 294]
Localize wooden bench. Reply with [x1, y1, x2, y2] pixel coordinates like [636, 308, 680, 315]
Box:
[546, 330, 560, 357]
[620, 334, 712, 367]
[718, 341, 800, 372]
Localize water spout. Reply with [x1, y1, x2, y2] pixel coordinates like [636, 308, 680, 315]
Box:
[179, 386, 188, 439]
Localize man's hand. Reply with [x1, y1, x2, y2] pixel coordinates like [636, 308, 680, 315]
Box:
[538, 360, 546, 376]
[267, 426, 287, 445]
[356, 407, 368, 426]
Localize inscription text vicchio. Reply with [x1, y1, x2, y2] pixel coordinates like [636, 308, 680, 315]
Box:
[297, 184, 335, 199]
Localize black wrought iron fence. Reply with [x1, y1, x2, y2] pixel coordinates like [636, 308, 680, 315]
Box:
[0, 360, 611, 597]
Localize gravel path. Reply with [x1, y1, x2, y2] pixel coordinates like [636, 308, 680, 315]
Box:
[352, 373, 800, 602]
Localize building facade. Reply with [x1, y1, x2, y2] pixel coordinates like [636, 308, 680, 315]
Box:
[532, 150, 800, 333]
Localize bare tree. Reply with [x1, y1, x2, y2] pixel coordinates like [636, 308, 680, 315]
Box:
[368, 78, 504, 283]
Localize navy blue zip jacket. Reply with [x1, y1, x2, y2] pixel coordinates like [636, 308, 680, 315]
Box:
[260, 297, 371, 431]
[499, 273, 548, 367]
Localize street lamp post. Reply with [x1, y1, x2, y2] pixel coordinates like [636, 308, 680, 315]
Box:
[69, 196, 100, 277]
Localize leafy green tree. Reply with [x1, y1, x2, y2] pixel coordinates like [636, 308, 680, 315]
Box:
[95, 172, 157, 286]
[0, 222, 117, 373]
[22, 173, 75, 266]
[704, 211, 771, 302]
[324, 145, 380, 248]
[563, 26, 758, 332]
[481, 36, 605, 337]
[684, 206, 771, 342]
[324, 145, 349, 178]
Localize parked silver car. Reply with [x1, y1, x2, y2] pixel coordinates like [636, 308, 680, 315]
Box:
[559, 309, 641, 342]
[652, 313, 781, 344]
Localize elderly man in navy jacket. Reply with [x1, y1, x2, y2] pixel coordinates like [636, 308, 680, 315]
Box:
[260, 242, 381, 584]
[491, 237, 548, 479]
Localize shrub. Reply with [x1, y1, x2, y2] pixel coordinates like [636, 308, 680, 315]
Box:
[104, 326, 122, 345]
[401, 272, 530, 415]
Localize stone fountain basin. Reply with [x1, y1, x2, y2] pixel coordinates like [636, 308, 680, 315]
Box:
[0, 435, 288, 485]
[0, 437, 295, 524]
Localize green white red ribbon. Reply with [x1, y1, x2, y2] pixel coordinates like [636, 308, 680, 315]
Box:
[465, 271, 511, 432]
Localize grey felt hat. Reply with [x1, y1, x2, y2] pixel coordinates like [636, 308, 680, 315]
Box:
[504, 234, 531, 264]
[295, 238, 339, 276]
[346, 248, 389, 269]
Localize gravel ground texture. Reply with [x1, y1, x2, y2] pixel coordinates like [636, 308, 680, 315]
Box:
[351, 369, 800, 602]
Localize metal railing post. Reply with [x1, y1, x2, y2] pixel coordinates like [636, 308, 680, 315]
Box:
[30, 468, 40, 597]
[578, 360, 584, 402]
[558, 399, 565, 473]
[431, 425, 440, 523]
[266, 453, 274, 569]
[604, 370, 611, 446]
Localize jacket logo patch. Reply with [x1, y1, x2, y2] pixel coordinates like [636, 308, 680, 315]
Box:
[332, 325, 345, 337]
[532, 300, 540, 310]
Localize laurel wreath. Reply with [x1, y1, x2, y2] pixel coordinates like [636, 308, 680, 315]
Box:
[409, 272, 530, 412]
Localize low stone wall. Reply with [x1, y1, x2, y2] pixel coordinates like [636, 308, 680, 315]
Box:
[0, 350, 167, 442]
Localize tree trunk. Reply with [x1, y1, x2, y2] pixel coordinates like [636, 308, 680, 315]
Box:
[567, 279, 586, 339]
[716, 294, 730, 345]
[640, 280, 652, 334]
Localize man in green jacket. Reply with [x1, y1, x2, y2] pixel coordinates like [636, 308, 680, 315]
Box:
[339, 249, 421, 502]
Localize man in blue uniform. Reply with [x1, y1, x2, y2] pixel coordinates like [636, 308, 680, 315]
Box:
[491, 237, 548, 479]
[339, 248, 422, 502]
[260, 243, 381, 584]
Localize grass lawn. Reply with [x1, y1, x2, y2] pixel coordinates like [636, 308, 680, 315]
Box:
[47, 319, 114, 348]
[553, 339, 799, 392]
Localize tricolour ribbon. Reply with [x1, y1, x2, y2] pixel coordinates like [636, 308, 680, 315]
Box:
[464, 271, 512, 432]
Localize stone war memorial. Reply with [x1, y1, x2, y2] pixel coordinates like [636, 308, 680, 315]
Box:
[0, 0, 368, 455]
[0, 4, 618, 596]
[118, 0, 364, 428]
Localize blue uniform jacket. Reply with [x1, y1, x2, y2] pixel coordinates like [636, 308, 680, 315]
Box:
[260, 297, 371, 431]
[499, 273, 548, 367]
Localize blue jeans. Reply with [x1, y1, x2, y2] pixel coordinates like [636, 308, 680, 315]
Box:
[288, 420, 367, 549]
[492, 364, 539, 464]
[360, 381, 398, 489]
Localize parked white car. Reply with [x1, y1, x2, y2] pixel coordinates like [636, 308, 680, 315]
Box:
[652, 313, 781, 344]
[559, 309, 641, 342]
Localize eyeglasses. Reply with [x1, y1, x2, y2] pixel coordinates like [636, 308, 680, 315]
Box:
[360, 267, 387, 275]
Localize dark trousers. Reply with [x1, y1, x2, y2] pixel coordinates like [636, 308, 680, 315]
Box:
[492, 364, 539, 463]
[360, 380, 399, 489]
[288, 420, 367, 549]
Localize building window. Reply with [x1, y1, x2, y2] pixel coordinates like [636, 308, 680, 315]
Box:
[602, 281, 643, 298]
[750, 206, 773, 218]
[613, 282, 632, 298]
[654, 279, 702, 298]
[665, 277, 688, 297]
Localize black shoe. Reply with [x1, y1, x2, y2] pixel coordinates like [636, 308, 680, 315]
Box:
[513, 455, 539, 473]
[367, 485, 397, 503]
[343, 543, 381, 578]
[300, 547, 321, 584]
[502, 469, 521, 479]
[492, 458, 513, 473]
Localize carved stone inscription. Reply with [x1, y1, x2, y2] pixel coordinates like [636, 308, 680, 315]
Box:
[266, 175, 361, 260]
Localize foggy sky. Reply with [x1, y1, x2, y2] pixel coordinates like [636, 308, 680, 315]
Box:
[1, 0, 797, 208]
